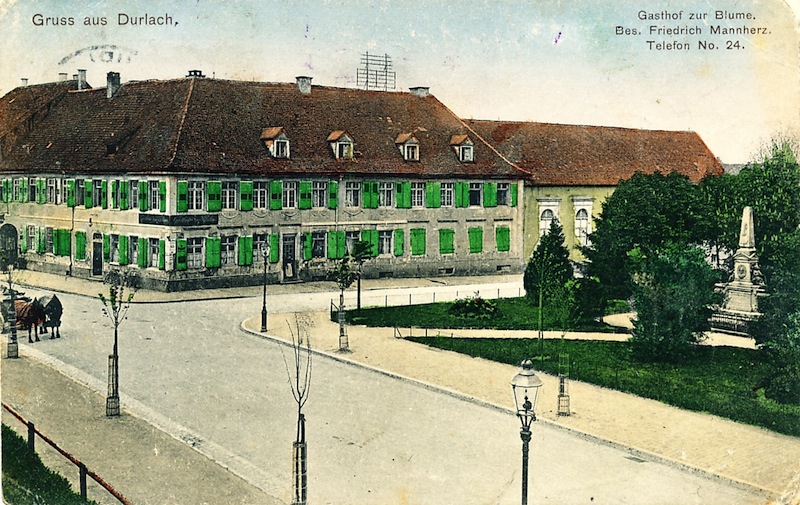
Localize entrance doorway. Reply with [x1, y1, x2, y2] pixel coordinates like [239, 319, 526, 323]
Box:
[0, 224, 18, 270]
[92, 233, 103, 275]
[282, 234, 297, 281]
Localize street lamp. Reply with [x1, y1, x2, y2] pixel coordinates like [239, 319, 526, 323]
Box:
[511, 359, 543, 505]
[261, 241, 270, 332]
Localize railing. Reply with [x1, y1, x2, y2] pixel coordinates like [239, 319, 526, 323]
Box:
[332, 286, 524, 316]
[2, 402, 131, 505]
[709, 313, 752, 336]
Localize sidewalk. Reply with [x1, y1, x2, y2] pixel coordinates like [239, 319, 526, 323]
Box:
[242, 311, 800, 505]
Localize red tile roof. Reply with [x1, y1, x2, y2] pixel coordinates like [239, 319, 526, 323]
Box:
[0, 77, 519, 180]
[466, 120, 724, 185]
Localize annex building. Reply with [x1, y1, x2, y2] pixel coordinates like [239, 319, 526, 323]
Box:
[0, 70, 723, 291]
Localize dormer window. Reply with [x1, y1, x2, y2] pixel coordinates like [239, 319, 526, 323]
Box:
[395, 133, 420, 162]
[450, 134, 474, 163]
[260, 127, 291, 159]
[327, 131, 354, 160]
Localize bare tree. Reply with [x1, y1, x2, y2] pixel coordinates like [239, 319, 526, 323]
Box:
[329, 255, 359, 351]
[278, 315, 313, 505]
[99, 268, 138, 417]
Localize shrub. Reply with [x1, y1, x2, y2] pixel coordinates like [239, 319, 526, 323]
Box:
[448, 292, 498, 320]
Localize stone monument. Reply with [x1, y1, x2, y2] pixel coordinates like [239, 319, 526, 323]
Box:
[711, 206, 766, 335]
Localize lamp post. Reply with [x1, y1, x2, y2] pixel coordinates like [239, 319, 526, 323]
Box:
[511, 359, 543, 505]
[261, 241, 270, 332]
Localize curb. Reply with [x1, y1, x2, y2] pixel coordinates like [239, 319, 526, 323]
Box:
[238, 318, 777, 501]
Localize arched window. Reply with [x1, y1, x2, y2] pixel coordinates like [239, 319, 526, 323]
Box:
[575, 208, 590, 246]
[540, 209, 555, 237]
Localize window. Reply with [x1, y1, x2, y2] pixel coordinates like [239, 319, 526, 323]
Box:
[129, 236, 139, 266]
[92, 180, 103, 207]
[540, 209, 556, 236]
[187, 238, 204, 268]
[129, 179, 138, 208]
[345, 182, 360, 208]
[60, 178, 69, 205]
[188, 182, 205, 210]
[576, 208, 591, 247]
[149, 238, 160, 267]
[468, 183, 482, 207]
[497, 183, 510, 206]
[346, 231, 360, 253]
[459, 145, 474, 162]
[468, 227, 483, 254]
[222, 182, 238, 210]
[26, 225, 35, 251]
[496, 227, 511, 252]
[282, 181, 297, 209]
[410, 228, 426, 256]
[396, 133, 419, 161]
[44, 227, 53, 254]
[28, 178, 36, 202]
[47, 178, 58, 204]
[221, 236, 236, 266]
[311, 231, 325, 259]
[411, 183, 425, 208]
[441, 183, 454, 207]
[439, 229, 455, 255]
[404, 144, 419, 161]
[274, 140, 289, 158]
[110, 235, 119, 263]
[253, 233, 269, 262]
[261, 128, 290, 158]
[311, 182, 327, 208]
[254, 182, 269, 209]
[378, 230, 392, 255]
[13, 178, 24, 201]
[379, 182, 394, 207]
[148, 181, 159, 210]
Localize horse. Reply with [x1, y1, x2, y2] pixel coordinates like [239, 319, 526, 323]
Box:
[38, 294, 63, 339]
[14, 298, 45, 343]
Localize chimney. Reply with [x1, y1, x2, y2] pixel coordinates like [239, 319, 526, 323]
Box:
[296, 76, 312, 95]
[20, 78, 28, 86]
[59, 73, 68, 81]
[409, 86, 430, 98]
[107, 72, 121, 98]
[77, 69, 87, 90]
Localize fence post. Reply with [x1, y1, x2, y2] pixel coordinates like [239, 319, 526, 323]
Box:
[409, 293, 412, 305]
[433, 292, 436, 303]
[385, 295, 388, 307]
[27, 421, 35, 451]
[79, 463, 88, 499]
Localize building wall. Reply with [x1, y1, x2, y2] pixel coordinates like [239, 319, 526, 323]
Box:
[2, 174, 525, 291]
[522, 185, 614, 262]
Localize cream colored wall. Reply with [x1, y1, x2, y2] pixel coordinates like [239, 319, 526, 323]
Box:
[522, 185, 615, 262]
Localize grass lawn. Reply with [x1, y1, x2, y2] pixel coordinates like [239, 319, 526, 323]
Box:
[2, 424, 97, 505]
[406, 337, 800, 437]
[346, 297, 627, 333]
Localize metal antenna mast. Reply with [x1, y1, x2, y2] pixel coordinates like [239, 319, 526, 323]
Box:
[356, 52, 396, 91]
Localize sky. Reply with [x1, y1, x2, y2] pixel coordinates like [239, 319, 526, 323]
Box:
[1, 0, 798, 164]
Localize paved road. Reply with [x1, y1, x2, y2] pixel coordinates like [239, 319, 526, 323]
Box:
[6, 284, 767, 505]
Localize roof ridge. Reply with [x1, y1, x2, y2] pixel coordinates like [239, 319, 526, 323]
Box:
[167, 78, 195, 168]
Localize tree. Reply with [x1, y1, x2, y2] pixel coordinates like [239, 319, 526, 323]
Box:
[524, 219, 573, 356]
[629, 245, 722, 363]
[583, 172, 707, 301]
[99, 268, 138, 417]
[329, 254, 359, 351]
[350, 240, 374, 313]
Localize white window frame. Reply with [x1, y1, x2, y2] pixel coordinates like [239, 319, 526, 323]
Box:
[538, 199, 561, 237]
[253, 233, 269, 263]
[441, 182, 454, 207]
[283, 181, 297, 209]
[253, 181, 269, 209]
[187, 237, 204, 268]
[411, 183, 425, 208]
[129, 179, 138, 207]
[221, 182, 238, 210]
[274, 139, 289, 159]
[379, 182, 394, 208]
[47, 178, 58, 204]
[149, 238, 159, 268]
[468, 182, 482, 207]
[311, 231, 326, 259]
[573, 197, 594, 247]
[188, 181, 205, 211]
[345, 231, 360, 253]
[93, 180, 104, 207]
[129, 235, 139, 266]
[26, 225, 35, 251]
[312, 181, 327, 208]
[378, 230, 392, 255]
[148, 180, 159, 210]
[221, 236, 236, 266]
[345, 182, 360, 208]
[110, 234, 119, 263]
[404, 143, 419, 161]
[497, 182, 510, 206]
[459, 145, 474, 162]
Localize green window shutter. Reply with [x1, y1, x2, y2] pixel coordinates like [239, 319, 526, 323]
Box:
[239, 181, 253, 211]
[468, 227, 483, 253]
[510, 183, 518, 207]
[361, 230, 379, 257]
[303, 232, 312, 261]
[101, 180, 108, 209]
[158, 239, 166, 270]
[35, 179, 43, 204]
[394, 229, 404, 256]
[483, 182, 497, 207]
[18, 229, 26, 253]
[51, 229, 61, 255]
[238, 236, 253, 265]
[118, 235, 129, 265]
[137, 238, 148, 268]
[176, 239, 187, 270]
[75, 231, 86, 260]
[327, 231, 345, 259]
[66, 180, 76, 207]
[38, 227, 46, 253]
[328, 181, 339, 209]
[177, 181, 189, 213]
[85, 180, 93, 208]
[269, 181, 283, 210]
[426, 182, 440, 208]
[396, 182, 411, 209]
[1, 179, 8, 203]
[410, 228, 426, 256]
[269, 233, 280, 263]
[362, 181, 376, 209]
[207, 181, 222, 212]
[299, 182, 312, 210]
[110, 181, 117, 209]
[119, 181, 129, 210]
[439, 229, 454, 254]
[158, 181, 166, 212]
[59, 230, 70, 256]
[138, 181, 148, 210]
[455, 182, 468, 208]
[496, 226, 510, 252]
[103, 234, 110, 261]
[205, 237, 220, 268]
